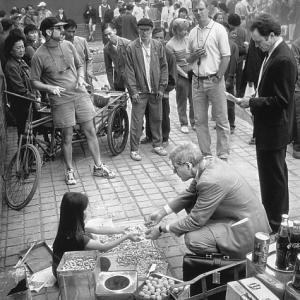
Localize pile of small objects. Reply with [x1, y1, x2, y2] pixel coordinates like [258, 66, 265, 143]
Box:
[99, 224, 167, 277]
[61, 256, 96, 271]
[138, 274, 184, 300]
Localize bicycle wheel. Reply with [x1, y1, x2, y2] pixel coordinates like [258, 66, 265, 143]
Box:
[4, 144, 41, 210]
[107, 106, 129, 156]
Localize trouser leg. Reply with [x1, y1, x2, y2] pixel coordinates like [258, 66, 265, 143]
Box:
[293, 92, 300, 152]
[256, 147, 289, 232]
[188, 81, 195, 126]
[176, 75, 189, 126]
[148, 94, 163, 148]
[192, 77, 211, 155]
[162, 95, 170, 141]
[145, 103, 152, 140]
[130, 95, 148, 151]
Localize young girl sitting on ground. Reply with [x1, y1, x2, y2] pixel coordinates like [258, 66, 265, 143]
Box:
[52, 192, 140, 277]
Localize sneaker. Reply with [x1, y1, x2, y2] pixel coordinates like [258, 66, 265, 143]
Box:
[248, 137, 256, 145]
[93, 164, 116, 179]
[181, 126, 189, 134]
[65, 169, 76, 185]
[140, 136, 152, 144]
[162, 140, 169, 147]
[153, 146, 168, 156]
[130, 151, 142, 161]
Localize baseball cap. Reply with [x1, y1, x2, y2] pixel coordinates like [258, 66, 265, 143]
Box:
[37, 2, 47, 7]
[40, 17, 67, 31]
[137, 18, 153, 27]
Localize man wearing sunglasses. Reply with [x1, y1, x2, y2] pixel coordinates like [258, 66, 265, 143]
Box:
[31, 17, 115, 185]
[145, 142, 271, 259]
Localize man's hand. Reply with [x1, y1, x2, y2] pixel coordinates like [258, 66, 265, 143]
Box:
[238, 98, 250, 108]
[126, 232, 142, 242]
[191, 47, 207, 61]
[131, 93, 140, 104]
[77, 76, 89, 88]
[145, 210, 165, 227]
[211, 75, 221, 84]
[145, 226, 161, 240]
[47, 85, 66, 97]
[156, 91, 163, 101]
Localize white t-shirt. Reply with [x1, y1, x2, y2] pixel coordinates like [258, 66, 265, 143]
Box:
[187, 19, 231, 76]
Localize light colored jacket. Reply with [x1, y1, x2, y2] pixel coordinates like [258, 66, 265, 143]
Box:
[169, 158, 271, 259]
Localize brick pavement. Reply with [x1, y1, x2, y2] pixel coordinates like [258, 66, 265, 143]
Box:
[1, 85, 300, 297]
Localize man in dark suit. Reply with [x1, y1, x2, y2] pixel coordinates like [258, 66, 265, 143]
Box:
[103, 22, 130, 91]
[121, 4, 138, 41]
[239, 14, 297, 232]
[145, 143, 271, 258]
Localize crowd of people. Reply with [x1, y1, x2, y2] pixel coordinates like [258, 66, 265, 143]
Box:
[0, 0, 300, 264]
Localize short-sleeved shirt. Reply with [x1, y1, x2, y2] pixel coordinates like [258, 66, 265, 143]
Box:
[52, 232, 91, 277]
[187, 19, 231, 76]
[31, 40, 89, 106]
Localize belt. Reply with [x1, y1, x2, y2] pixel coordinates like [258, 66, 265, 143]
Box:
[193, 73, 217, 80]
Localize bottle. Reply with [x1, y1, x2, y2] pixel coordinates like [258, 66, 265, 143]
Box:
[275, 221, 289, 270]
[292, 253, 300, 290]
[290, 221, 300, 268]
[282, 214, 289, 226]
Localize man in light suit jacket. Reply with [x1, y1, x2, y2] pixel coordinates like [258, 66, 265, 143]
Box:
[103, 22, 130, 91]
[145, 143, 271, 259]
[239, 14, 297, 232]
[125, 18, 168, 161]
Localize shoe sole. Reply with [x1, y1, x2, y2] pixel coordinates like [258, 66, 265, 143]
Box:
[152, 149, 167, 156]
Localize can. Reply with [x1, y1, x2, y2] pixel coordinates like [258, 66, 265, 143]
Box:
[253, 232, 270, 272]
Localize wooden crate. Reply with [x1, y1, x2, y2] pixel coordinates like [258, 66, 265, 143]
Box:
[56, 250, 101, 300]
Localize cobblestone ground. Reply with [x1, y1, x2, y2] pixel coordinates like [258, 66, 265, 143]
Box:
[1, 86, 300, 297]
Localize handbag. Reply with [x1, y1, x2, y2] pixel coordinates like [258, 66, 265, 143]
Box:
[183, 253, 246, 300]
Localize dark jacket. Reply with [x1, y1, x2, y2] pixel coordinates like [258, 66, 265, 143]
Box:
[125, 38, 168, 96]
[292, 38, 300, 92]
[249, 41, 297, 150]
[121, 12, 138, 41]
[83, 8, 97, 24]
[104, 36, 130, 90]
[168, 158, 271, 259]
[165, 47, 177, 92]
[225, 39, 239, 91]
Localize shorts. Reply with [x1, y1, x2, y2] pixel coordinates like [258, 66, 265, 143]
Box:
[52, 95, 96, 128]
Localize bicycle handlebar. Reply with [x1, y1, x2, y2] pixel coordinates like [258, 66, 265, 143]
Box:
[4, 90, 50, 106]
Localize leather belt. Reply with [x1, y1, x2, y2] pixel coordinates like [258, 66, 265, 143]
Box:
[193, 73, 217, 80]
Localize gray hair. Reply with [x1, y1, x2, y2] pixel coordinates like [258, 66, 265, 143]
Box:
[169, 142, 203, 166]
[172, 18, 189, 35]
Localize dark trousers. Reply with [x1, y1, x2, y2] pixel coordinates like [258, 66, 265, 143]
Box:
[145, 95, 170, 142]
[256, 147, 289, 232]
[227, 86, 235, 129]
[235, 60, 244, 97]
[130, 94, 162, 151]
[293, 91, 300, 152]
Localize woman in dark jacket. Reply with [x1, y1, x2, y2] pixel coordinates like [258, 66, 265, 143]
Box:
[83, 4, 97, 41]
[4, 30, 37, 140]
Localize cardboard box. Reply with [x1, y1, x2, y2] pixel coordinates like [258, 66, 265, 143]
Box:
[226, 277, 280, 300]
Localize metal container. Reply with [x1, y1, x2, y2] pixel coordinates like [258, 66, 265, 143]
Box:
[95, 271, 137, 300]
[57, 250, 101, 300]
[253, 232, 270, 272]
[284, 281, 300, 300]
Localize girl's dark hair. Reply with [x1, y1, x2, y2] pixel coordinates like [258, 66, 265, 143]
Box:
[213, 12, 223, 21]
[178, 7, 188, 15]
[4, 29, 26, 58]
[102, 22, 116, 31]
[56, 192, 89, 240]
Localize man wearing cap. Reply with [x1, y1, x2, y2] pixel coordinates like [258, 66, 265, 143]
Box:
[37, 2, 52, 28]
[121, 4, 139, 41]
[125, 18, 168, 161]
[103, 23, 130, 91]
[31, 17, 115, 185]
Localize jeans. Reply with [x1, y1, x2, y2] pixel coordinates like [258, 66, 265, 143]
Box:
[192, 76, 230, 158]
[293, 91, 300, 152]
[145, 95, 170, 142]
[176, 75, 194, 127]
[130, 94, 162, 151]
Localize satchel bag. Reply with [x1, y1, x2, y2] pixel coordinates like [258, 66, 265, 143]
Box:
[183, 253, 246, 300]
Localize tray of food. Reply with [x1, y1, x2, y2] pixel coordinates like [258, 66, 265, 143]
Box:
[136, 273, 190, 300]
[97, 220, 168, 279]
